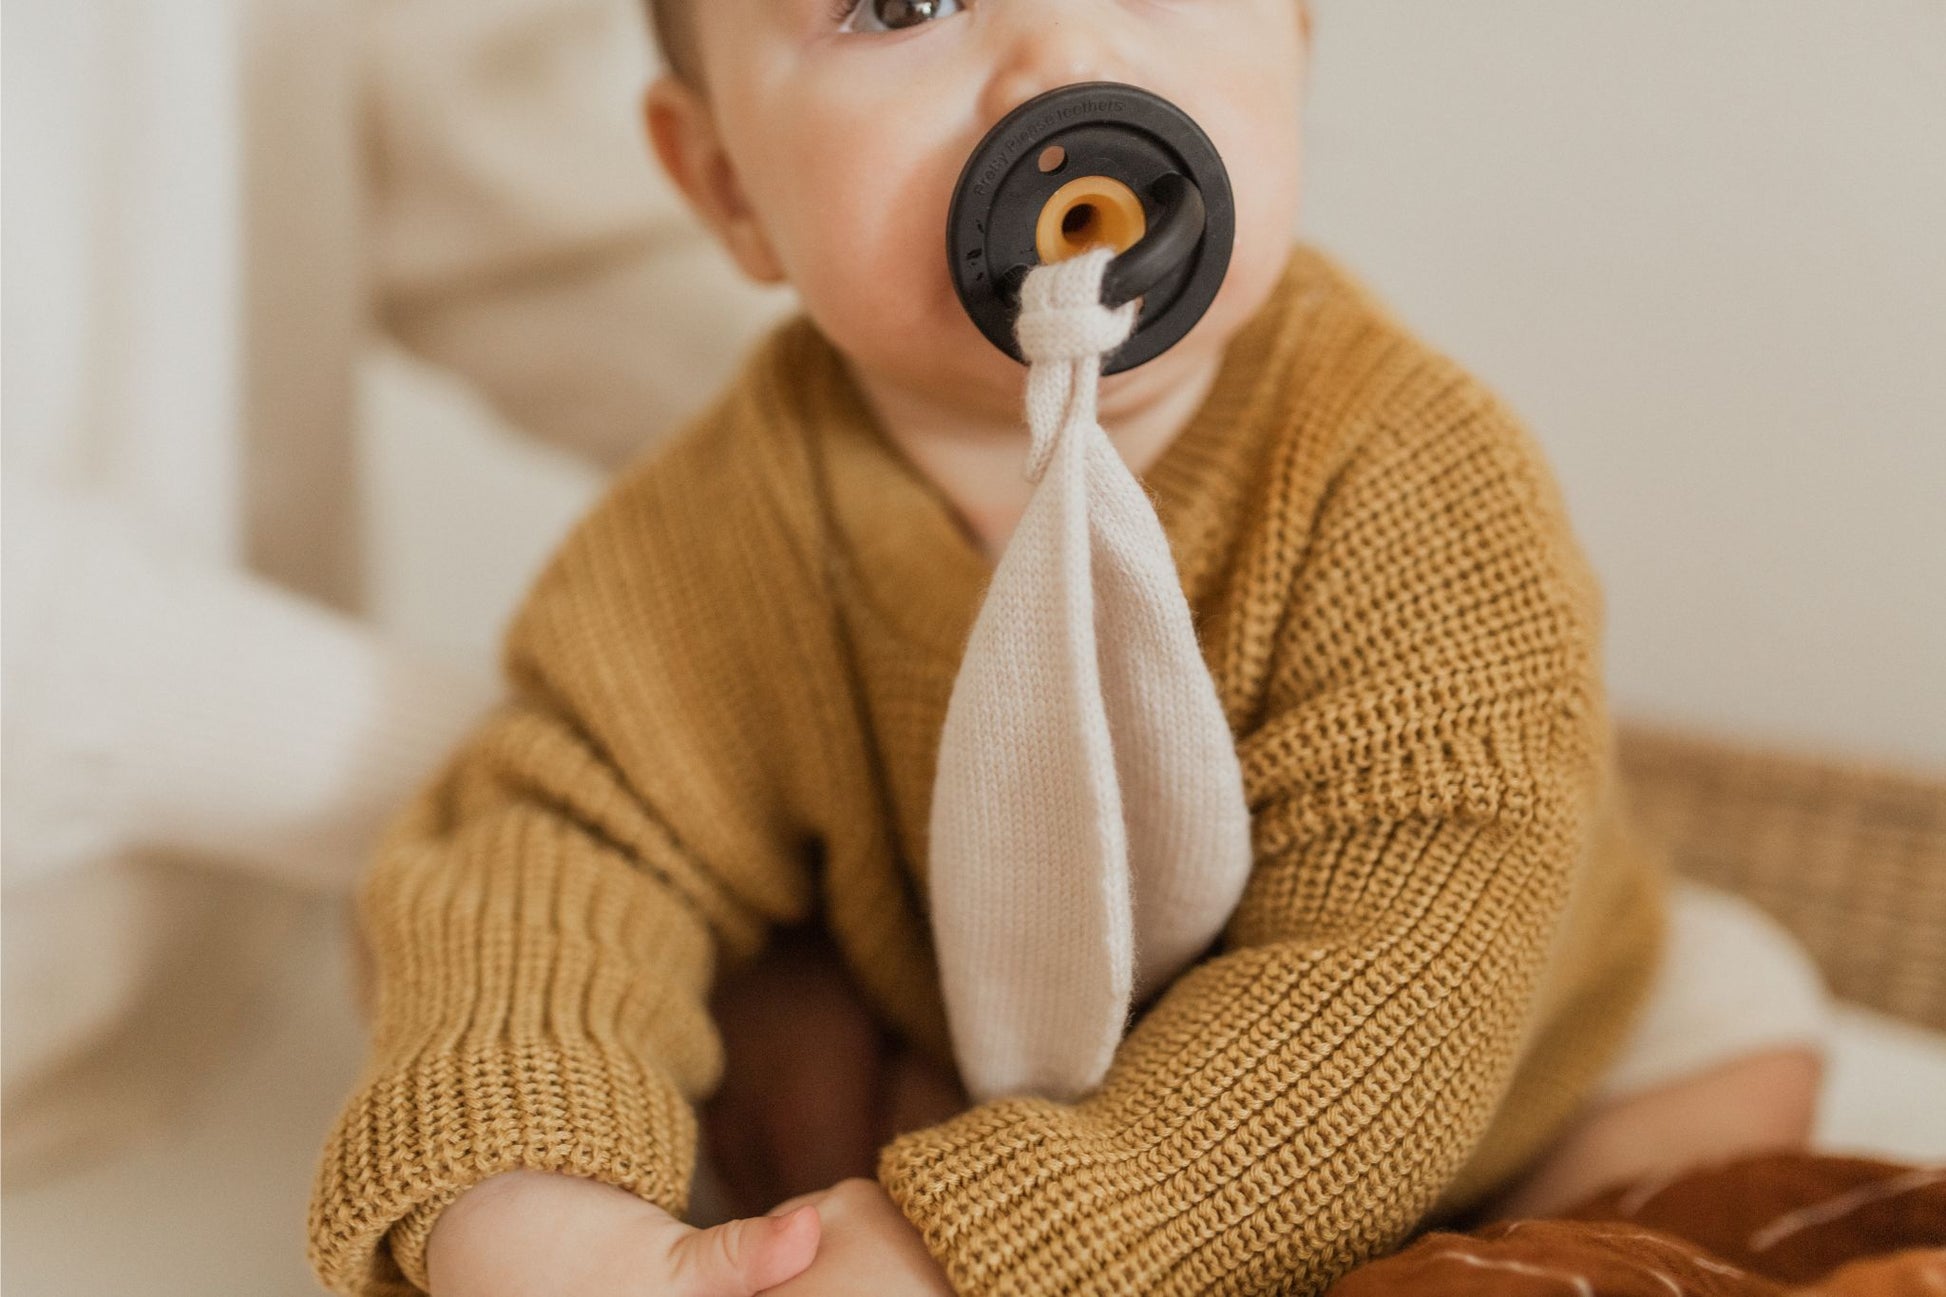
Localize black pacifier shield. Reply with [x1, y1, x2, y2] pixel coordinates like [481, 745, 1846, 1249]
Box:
[947, 81, 1235, 375]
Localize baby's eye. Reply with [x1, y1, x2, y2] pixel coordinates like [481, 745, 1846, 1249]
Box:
[834, 0, 966, 35]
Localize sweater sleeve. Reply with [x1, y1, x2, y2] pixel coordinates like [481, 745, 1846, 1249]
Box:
[305, 451, 818, 1296]
[876, 384, 1611, 1296]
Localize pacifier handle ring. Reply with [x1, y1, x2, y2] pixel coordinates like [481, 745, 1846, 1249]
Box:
[1101, 172, 1205, 310]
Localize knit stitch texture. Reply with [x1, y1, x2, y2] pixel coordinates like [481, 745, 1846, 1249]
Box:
[305, 243, 1668, 1297]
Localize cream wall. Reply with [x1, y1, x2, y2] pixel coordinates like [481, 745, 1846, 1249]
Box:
[1301, 1, 1946, 768]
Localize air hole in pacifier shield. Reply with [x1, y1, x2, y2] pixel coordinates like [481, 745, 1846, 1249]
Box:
[946, 82, 1235, 375]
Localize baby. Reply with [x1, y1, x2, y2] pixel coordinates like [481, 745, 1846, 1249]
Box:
[306, 2, 1828, 1295]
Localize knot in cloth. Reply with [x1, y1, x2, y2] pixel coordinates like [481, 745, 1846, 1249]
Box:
[1014, 248, 1138, 483]
[923, 243, 1254, 1106]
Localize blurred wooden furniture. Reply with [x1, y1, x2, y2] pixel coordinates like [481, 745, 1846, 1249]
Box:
[1617, 721, 1946, 1034]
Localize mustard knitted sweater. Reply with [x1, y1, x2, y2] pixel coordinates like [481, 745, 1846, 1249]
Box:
[307, 243, 1667, 1297]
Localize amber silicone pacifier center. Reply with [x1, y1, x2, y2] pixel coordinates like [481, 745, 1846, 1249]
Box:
[947, 82, 1235, 375]
[1035, 174, 1148, 265]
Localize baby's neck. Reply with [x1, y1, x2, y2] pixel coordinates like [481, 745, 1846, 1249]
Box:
[850, 346, 1225, 564]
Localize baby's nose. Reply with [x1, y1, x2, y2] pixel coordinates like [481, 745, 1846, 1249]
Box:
[979, 13, 1117, 126]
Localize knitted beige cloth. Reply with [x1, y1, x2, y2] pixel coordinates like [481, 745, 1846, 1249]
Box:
[928, 248, 1255, 1104]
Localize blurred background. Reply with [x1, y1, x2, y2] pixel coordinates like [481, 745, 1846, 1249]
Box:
[3, 1, 1942, 1294]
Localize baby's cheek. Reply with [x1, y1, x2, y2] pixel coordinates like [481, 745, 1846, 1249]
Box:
[1216, 71, 1304, 205]
[788, 231, 944, 372]
[778, 148, 970, 367]
[1214, 94, 1306, 289]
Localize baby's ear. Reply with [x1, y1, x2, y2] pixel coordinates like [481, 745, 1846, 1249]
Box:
[641, 76, 788, 285]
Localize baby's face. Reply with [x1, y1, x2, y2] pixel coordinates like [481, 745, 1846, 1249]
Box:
[665, 0, 1308, 418]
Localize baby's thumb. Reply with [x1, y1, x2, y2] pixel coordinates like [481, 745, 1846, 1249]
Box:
[674, 1205, 820, 1295]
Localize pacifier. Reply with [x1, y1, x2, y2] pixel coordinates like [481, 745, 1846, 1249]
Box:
[947, 82, 1234, 375]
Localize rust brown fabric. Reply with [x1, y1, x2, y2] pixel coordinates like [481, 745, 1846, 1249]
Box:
[1328, 1154, 1946, 1297]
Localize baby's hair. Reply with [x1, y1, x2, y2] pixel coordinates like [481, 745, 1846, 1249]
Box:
[645, 0, 702, 89]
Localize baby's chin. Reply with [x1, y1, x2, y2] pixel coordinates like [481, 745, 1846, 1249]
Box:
[821, 308, 1040, 422]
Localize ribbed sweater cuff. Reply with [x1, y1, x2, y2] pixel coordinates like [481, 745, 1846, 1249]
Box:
[308, 1041, 696, 1295]
[877, 1103, 1055, 1293]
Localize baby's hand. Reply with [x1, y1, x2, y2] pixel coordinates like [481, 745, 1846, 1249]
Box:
[755, 1178, 956, 1297]
[423, 1168, 820, 1297]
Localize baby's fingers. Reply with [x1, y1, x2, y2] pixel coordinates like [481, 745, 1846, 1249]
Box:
[667, 1205, 821, 1296]
[766, 1185, 835, 1217]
